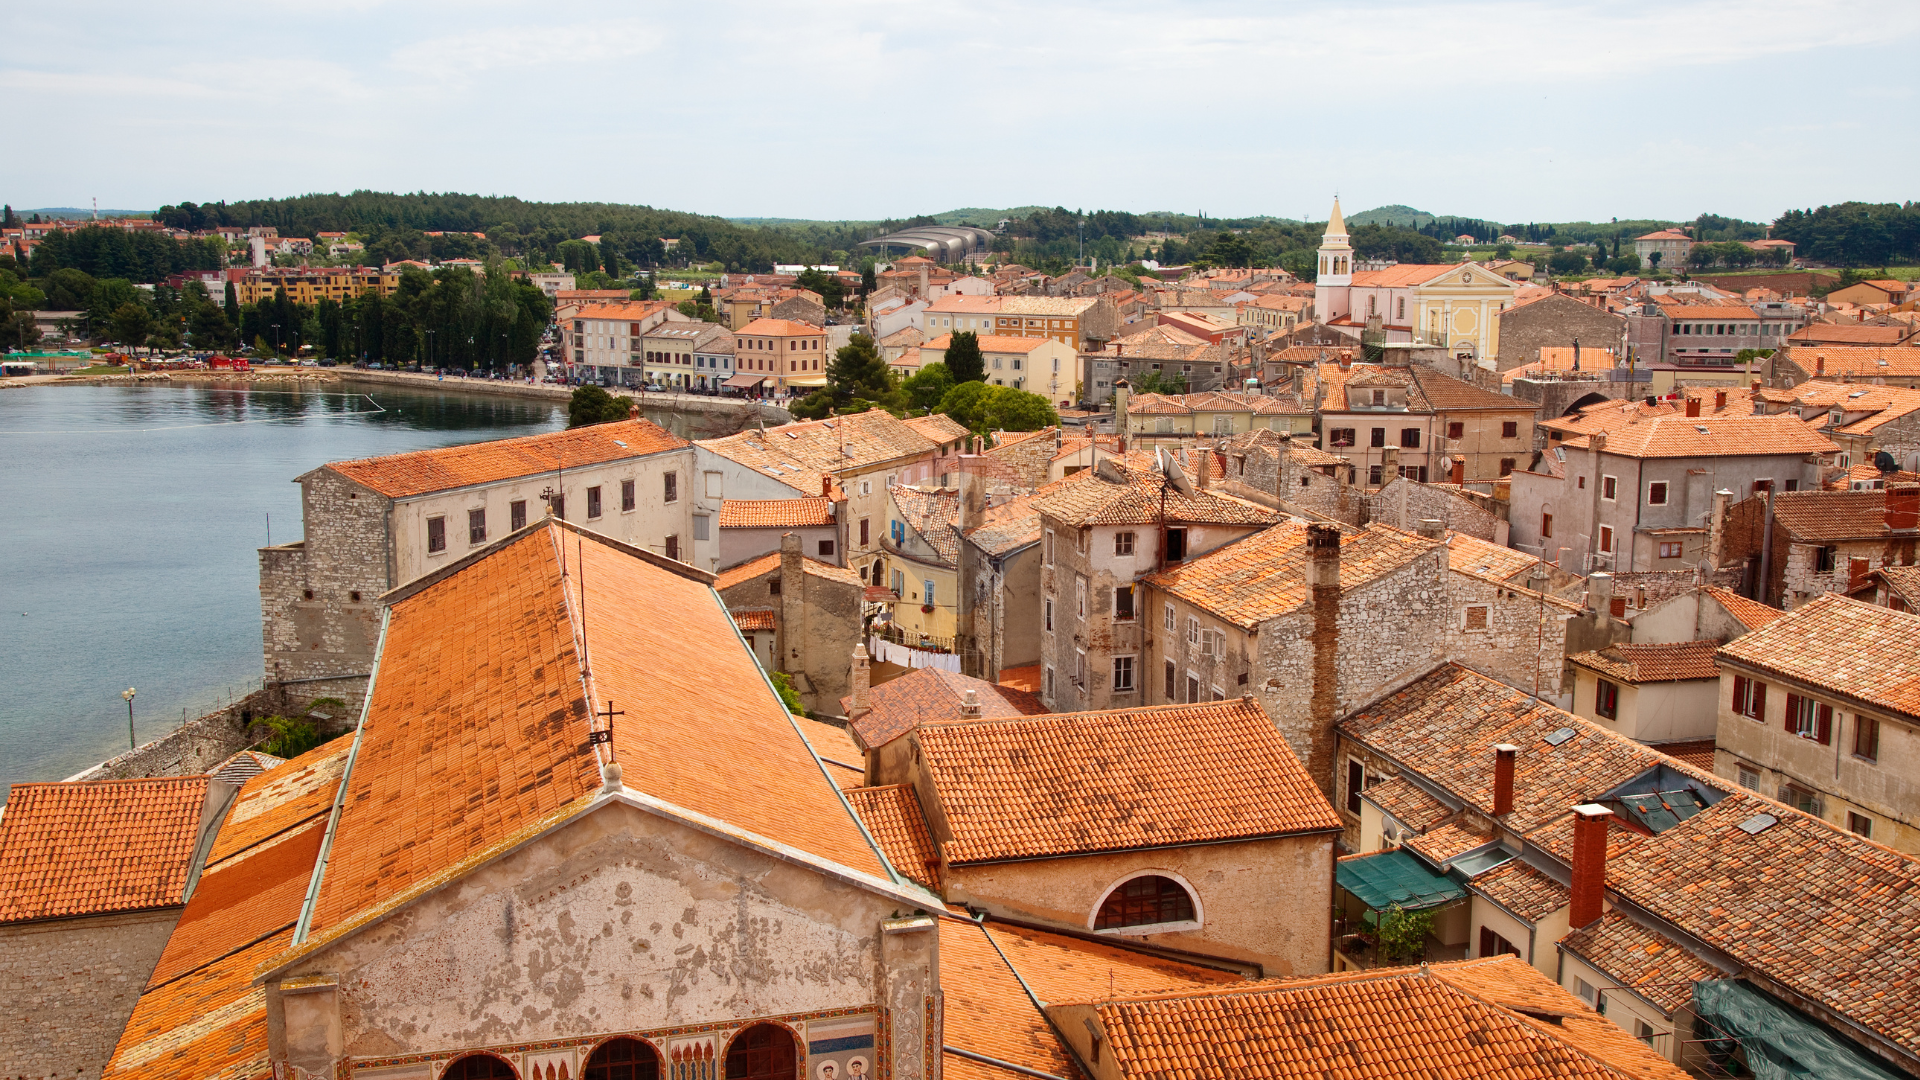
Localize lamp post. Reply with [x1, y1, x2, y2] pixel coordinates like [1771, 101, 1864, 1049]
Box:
[122, 687, 136, 749]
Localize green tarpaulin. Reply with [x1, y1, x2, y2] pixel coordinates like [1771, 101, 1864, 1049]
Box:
[1692, 979, 1904, 1080]
[1336, 848, 1464, 912]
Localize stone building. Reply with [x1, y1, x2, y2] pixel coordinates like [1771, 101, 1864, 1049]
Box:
[1216, 429, 1363, 524]
[717, 493, 843, 569]
[1494, 291, 1628, 372]
[714, 533, 865, 716]
[957, 493, 1042, 683]
[1716, 594, 1920, 853]
[845, 666, 1047, 770]
[1315, 359, 1540, 486]
[0, 775, 233, 1080]
[259, 418, 695, 710]
[1029, 457, 1278, 711]
[1717, 486, 1920, 608]
[1770, 344, 1920, 389]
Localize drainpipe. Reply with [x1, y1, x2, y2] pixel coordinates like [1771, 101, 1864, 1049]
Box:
[1757, 490, 1776, 604]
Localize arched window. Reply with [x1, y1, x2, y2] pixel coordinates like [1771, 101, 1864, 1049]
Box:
[444, 1054, 518, 1080]
[1094, 875, 1196, 930]
[584, 1037, 661, 1080]
[724, 1024, 797, 1080]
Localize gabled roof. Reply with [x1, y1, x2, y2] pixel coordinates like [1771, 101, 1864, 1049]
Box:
[916, 698, 1341, 864]
[999, 296, 1101, 317]
[1701, 585, 1787, 630]
[843, 786, 941, 889]
[736, 316, 824, 335]
[1029, 460, 1279, 529]
[302, 521, 888, 940]
[1781, 345, 1920, 379]
[1787, 324, 1913, 345]
[1349, 263, 1459, 288]
[709, 549, 863, 593]
[1318, 362, 1536, 412]
[1142, 522, 1436, 630]
[1467, 859, 1570, 923]
[964, 495, 1042, 558]
[717, 496, 835, 528]
[324, 418, 686, 498]
[845, 667, 1047, 750]
[698, 409, 939, 482]
[902, 412, 970, 444]
[1558, 911, 1723, 1015]
[1560, 415, 1837, 459]
[923, 333, 1056, 354]
[890, 485, 961, 564]
[1358, 774, 1453, 834]
[1717, 593, 1920, 718]
[1065, 955, 1686, 1080]
[0, 776, 210, 924]
[1568, 640, 1722, 683]
[1769, 488, 1912, 541]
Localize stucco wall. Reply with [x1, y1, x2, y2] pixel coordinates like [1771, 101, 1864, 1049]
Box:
[0, 907, 183, 1080]
[274, 800, 931, 1079]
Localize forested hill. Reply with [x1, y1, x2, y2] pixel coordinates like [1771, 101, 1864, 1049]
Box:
[153, 191, 842, 270]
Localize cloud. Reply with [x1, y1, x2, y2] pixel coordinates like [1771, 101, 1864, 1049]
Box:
[387, 20, 661, 81]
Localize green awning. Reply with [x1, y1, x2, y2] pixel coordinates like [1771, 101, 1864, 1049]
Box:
[1336, 848, 1465, 912]
[1692, 980, 1905, 1080]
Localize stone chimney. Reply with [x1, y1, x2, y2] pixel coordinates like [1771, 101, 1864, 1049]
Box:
[1888, 484, 1920, 534]
[1307, 524, 1342, 798]
[1195, 446, 1211, 491]
[1589, 571, 1613, 615]
[1493, 744, 1518, 816]
[848, 643, 871, 722]
[780, 532, 804, 671]
[1706, 489, 1732, 568]
[960, 688, 982, 719]
[1380, 446, 1399, 489]
[1113, 378, 1131, 432]
[1569, 803, 1614, 928]
[1417, 519, 1444, 540]
[918, 263, 930, 298]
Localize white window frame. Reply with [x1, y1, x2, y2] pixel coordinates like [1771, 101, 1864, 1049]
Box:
[1601, 475, 1618, 501]
[1164, 602, 1175, 631]
[1086, 869, 1203, 936]
[1599, 525, 1614, 553]
[1076, 575, 1087, 618]
[1112, 655, 1136, 693]
[1463, 604, 1491, 632]
[1647, 480, 1668, 505]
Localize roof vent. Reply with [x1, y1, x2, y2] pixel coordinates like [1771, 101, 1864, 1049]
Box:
[1695, 425, 1710, 435]
[1543, 727, 1577, 747]
[1736, 812, 1778, 835]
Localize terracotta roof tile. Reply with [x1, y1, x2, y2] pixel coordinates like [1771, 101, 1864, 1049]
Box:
[717, 497, 835, 528]
[1559, 912, 1723, 1015]
[730, 608, 777, 631]
[1787, 324, 1914, 345]
[1649, 739, 1718, 770]
[1076, 956, 1686, 1080]
[1560, 415, 1837, 459]
[1357, 775, 1453, 833]
[844, 786, 941, 889]
[1142, 522, 1435, 630]
[0, 776, 209, 924]
[846, 668, 1047, 750]
[1781, 344, 1920, 378]
[1568, 640, 1722, 683]
[1701, 586, 1786, 630]
[699, 409, 938, 482]
[891, 485, 962, 564]
[1349, 263, 1460, 288]
[1770, 488, 1912, 541]
[736, 316, 824, 335]
[144, 817, 325, 987]
[1468, 859, 1569, 923]
[204, 738, 350, 863]
[917, 698, 1341, 864]
[206, 750, 284, 787]
[1403, 819, 1494, 865]
[903, 412, 971, 443]
[325, 418, 686, 498]
[713, 551, 862, 591]
[1030, 460, 1279, 529]
[1717, 593, 1920, 718]
[795, 717, 864, 790]
[964, 495, 1042, 558]
[306, 522, 885, 936]
[102, 932, 284, 1080]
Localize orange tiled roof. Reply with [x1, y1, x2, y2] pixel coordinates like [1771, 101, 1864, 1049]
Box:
[890, 484, 962, 564]
[1404, 818, 1493, 865]
[964, 495, 1042, 558]
[1142, 522, 1435, 630]
[923, 333, 1057, 354]
[1568, 640, 1722, 683]
[1782, 344, 1920, 379]
[713, 550, 862, 591]
[204, 738, 350, 863]
[1665, 304, 1758, 321]
[1651, 738, 1718, 770]
[916, 698, 1341, 864]
[1349, 263, 1458, 288]
[103, 932, 286, 1080]
[795, 716, 864, 790]
[0, 776, 209, 924]
[1073, 956, 1686, 1080]
[1029, 459, 1279, 529]
[1560, 414, 1837, 459]
[1770, 488, 1912, 541]
[325, 418, 686, 498]
[846, 667, 1047, 750]
[717, 496, 835, 528]
[1787, 324, 1914, 346]
[302, 521, 887, 938]
[1467, 859, 1569, 923]
[1558, 911, 1724, 1015]
[903, 412, 971, 444]
[736, 316, 824, 335]
[699, 409, 939, 482]
[844, 786, 941, 889]
[1717, 593, 1920, 718]
[1357, 775, 1453, 833]
[1701, 586, 1786, 630]
[730, 608, 776, 631]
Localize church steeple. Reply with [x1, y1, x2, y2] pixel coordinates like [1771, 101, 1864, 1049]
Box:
[1327, 196, 1347, 239]
[1317, 197, 1352, 285]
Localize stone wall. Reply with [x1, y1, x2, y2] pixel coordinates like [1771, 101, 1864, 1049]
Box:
[1495, 293, 1627, 371]
[717, 538, 864, 716]
[260, 468, 391, 702]
[1366, 478, 1499, 541]
[0, 907, 183, 1080]
[71, 686, 281, 781]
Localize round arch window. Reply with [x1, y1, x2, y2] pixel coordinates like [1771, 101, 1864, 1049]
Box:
[725, 1023, 798, 1080]
[1094, 875, 1196, 930]
[584, 1037, 661, 1080]
[443, 1054, 518, 1080]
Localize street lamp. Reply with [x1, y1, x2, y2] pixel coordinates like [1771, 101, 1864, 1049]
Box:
[122, 687, 136, 749]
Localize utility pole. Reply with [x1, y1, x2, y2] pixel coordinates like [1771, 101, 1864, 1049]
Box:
[122, 687, 137, 749]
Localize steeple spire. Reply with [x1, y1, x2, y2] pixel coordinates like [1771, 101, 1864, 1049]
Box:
[1326, 196, 1346, 239]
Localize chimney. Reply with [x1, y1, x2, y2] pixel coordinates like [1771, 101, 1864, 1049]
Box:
[918, 263, 929, 297]
[1196, 447, 1212, 491]
[1493, 744, 1518, 816]
[848, 644, 871, 722]
[1417, 519, 1444, 540]
[1685, 397, 1701, 418]
[1706, 489, 1732, 568]
[1381, 446, 1399, 489]
[1589, 571, 1613, 614]
[1815, 354, 1825, 376]
[1338, 350, 1353, 371]
[1450, 457, 1465, 486]
[960, 688, 982, 719]
[1888, 484, 1920, 533]
[1751, 378, 1761, 394]
[1569, 803, 1614, 928]
[1307, 524, 1342, 798]
[1714, 390, 1727, 410]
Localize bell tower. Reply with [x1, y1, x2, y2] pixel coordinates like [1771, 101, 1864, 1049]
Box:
[1314, 196, 1354, 323]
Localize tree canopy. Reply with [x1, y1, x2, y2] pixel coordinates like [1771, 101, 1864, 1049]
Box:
[568, 385, 632, 428]
[937, 381, 1058, 434]
[945, 330, 985, 383]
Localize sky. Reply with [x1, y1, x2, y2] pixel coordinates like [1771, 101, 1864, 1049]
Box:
[4, 0, 1916, 225]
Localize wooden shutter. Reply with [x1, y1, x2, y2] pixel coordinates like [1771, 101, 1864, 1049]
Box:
[1785, 693, 1801, 733]
[1733, 676, 1748, 716]
[1752, 681, 1766, 718]
[1817, 704, 1834, 745]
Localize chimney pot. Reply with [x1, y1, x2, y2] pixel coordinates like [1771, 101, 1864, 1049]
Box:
[1569, 803, 1613, 928]
[1816, 355, 1826, 376]
[1685, 398, 1701, 418]
[960, 688, 982, 719]
[1493, 744, 1518, 816]
[1714, 390, 1727, 410]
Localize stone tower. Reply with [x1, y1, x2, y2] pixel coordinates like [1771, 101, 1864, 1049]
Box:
[1314, 197, 1354, 324]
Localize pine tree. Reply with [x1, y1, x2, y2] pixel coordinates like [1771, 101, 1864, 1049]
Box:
[1, 205, 15, 228]
[945, 330, 985, 383]
[223, 279, 238, 314]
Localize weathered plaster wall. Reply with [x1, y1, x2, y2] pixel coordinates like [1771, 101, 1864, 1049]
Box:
[0, 907, 183, 1080]
[276, 801, 927, 1077]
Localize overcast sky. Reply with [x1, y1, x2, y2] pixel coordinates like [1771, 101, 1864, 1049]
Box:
[4, 0, 1915, 225]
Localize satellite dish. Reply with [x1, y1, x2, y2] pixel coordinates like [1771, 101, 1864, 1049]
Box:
[1905, 452, 1920, 474]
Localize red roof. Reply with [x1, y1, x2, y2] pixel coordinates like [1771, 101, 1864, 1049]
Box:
[326, 418, 686, 498]
[0, 777, 209, 924]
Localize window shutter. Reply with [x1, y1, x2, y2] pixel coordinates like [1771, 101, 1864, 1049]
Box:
[1817, 705, 1834, 745]
[1733, 676, 1747, 714]
[1785, 693, 1801, 733]
[1753, 681, 1766, 717]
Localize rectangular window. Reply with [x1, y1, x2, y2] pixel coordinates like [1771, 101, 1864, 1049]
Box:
[1164, 603, 1175, 631]
[664, 472, 678, 503]
[1112, 656, 1135, 692]
[1370, 427, 1386, 448]
[1400, 428, 1420, 449]
[1854, 716, 1879, 761]
[1114, 585, 1135, 621]
[1346, 759, 1365, 814]
[1114, 531, 1135, 556]
[1732, 675, 1766, 720]
[511, 499, 527, 531]
[1599, 525, 1614, 553]
[1542, 513, 1553, 538]
[1165, 527, 1187, 561]
[550, 495, 564, 520]
[693, 514, 710, 541]
[1499, 457, 1515, 477]
[587, 485, 603, 519]
[1448, 421, 1464, 439]
[1075, 576, 1087, 618]
[1596, 679, 1619, 720]
[1502, 421, 1519, 439]
[1330, 427, 1356, 447]
[1464, 605, 1490, 631]
[892, 569, 905, 595]
[1164, 659, 1176, 699]
[817, 539, 834, 558]
[860, 518, 870, 547]
[664, 534, 680, 561]
[621, 479, 636, 512]
[1044, 666, 1054, 698]
[1369, 465, 1384, 486]
[427, 516, 446, 553]
[892, 519, 905, 544]
[1739, 766, 1761, 791]
[1576, 978, 1596, 1005]
[1849, 812, 1873, 839]
[1785, 694, 1833, 744]
[1186, 673, 1200, 703]
[1074, 650, 1086, 690]
[1187, 616, 1200, 646]
[1479, 926, 1521, 959]
[1602, 475, 1618, 500]
[1814, 546, 1838, 572]
[1648, 481, 1668, 505]
[1658, 541, 1683, 559]
[468, 508, 487, 544]
[1044, 598, 1053, 631]
[925, 579, 936, 605]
